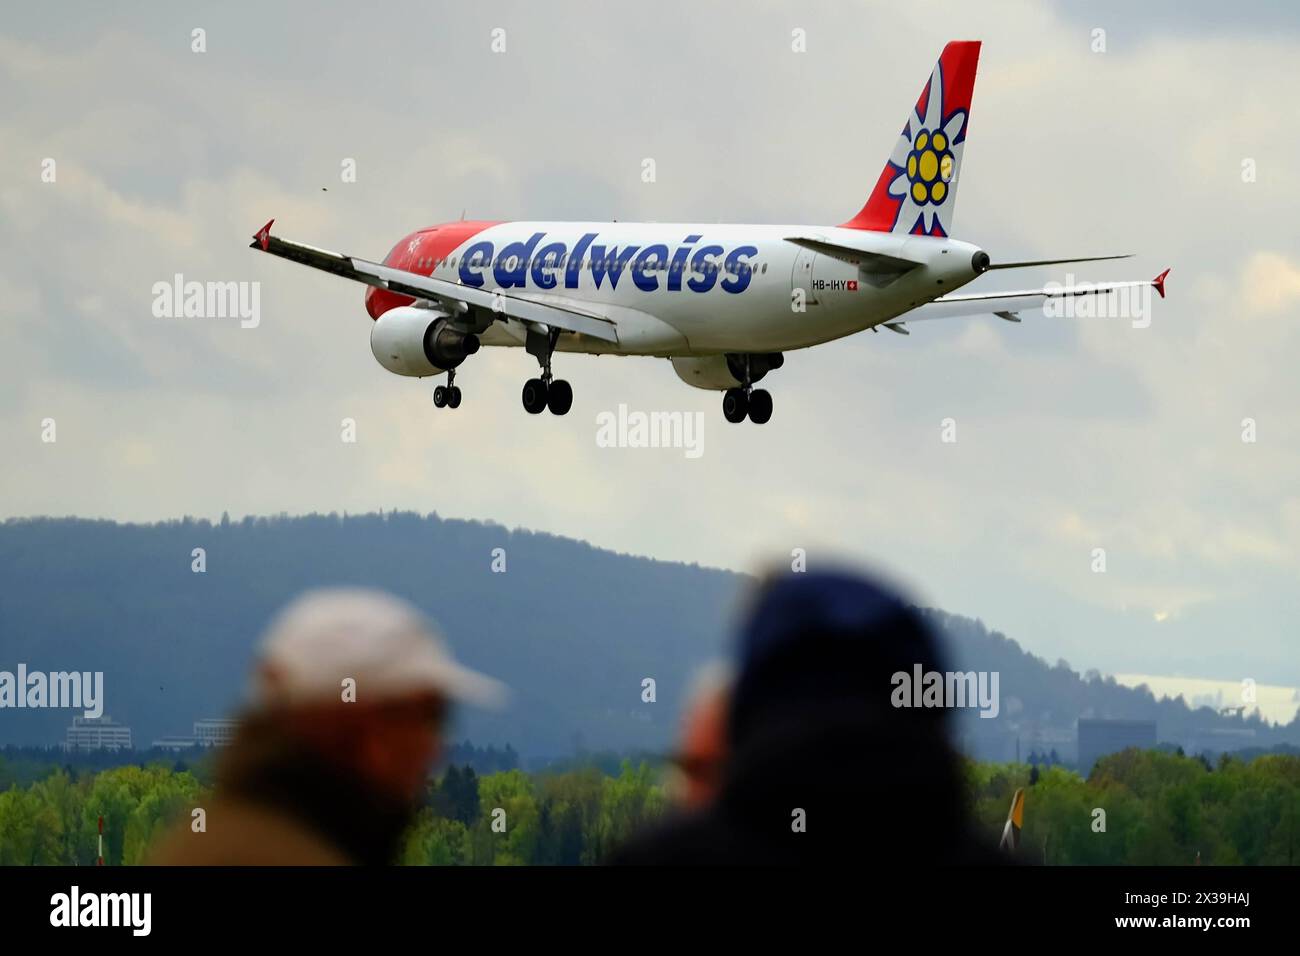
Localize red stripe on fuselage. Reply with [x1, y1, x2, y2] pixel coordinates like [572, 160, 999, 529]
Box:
[364, 220, 503, 319]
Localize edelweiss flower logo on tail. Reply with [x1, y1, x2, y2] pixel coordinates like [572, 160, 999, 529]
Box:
[883, 59, 968, 237]
[840, 41, 981, 237]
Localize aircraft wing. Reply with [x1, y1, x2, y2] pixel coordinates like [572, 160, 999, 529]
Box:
[249, 219, 620, 344]
[899, 270, 1169, 325]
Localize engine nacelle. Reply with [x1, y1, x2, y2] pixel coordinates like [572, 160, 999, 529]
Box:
[670, 353, 784, 391]
[369, 306, 480, 378]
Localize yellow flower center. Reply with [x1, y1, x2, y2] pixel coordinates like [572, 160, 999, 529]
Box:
[905, 127, 955, 206]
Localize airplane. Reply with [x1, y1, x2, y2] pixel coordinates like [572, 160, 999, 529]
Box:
[999, 787, 1025, 854]
[250, 40, 1167, 424]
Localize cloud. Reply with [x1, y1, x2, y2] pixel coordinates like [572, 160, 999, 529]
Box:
[1241, 252, 1300, 315]
[1, 1, 1298, 688]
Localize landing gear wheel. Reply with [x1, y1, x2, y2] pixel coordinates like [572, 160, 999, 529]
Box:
[522, 378, 549, 414]
[747, 389, 772, 424]
[433, 385, 447, 408]
[447, 386, 462, 409]
[722, 388, 749, 423]
[547, 379, 573, 416]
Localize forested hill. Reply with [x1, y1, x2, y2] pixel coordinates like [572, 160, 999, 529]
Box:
[0, 513, 739, 754]
[0, 514, 1292, 757]
[925, 609, 1298, 755]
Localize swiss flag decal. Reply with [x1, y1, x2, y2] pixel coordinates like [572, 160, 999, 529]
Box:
[847, 280, 858, 292]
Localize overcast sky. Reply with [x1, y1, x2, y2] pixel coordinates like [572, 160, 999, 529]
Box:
[2, 1, 1297, 702]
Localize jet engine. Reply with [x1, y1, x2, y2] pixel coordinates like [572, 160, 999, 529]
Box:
[670, 353, 784, 391]
[369, 306, 480, 377]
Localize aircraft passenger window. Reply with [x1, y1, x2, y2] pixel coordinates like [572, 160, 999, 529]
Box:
[762, 263, 767, 274]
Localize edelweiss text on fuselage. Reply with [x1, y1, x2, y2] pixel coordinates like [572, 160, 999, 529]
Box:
[458, 232, 760, 294]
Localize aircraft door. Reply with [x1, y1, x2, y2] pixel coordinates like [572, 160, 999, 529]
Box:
[791, 246, 820, 308]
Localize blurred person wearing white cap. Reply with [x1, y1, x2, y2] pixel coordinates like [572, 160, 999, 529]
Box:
[149, 588, 506, 866]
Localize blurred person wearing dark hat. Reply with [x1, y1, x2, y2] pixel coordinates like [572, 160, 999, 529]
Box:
[611, 568, 1001, 865]
[149, 588, 505, 865]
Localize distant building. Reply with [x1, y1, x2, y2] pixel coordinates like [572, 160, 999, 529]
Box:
[193, 718, 238, 747]
[1077, 718, 1156, 773]
[150, 718, 239, 751]
[1019, 726, 1077, 765]
[65, 716, 133, 752]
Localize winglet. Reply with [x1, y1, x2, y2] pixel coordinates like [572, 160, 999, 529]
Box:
[252, 219, 274, 251]
[1152, 268, 1170, 299]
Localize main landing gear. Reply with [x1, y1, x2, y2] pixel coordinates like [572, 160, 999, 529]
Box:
[721, 353, 777, 425]
[433, 368, 462, 409]
[522, 326, 573, 416]
[722, 386, 772, 424]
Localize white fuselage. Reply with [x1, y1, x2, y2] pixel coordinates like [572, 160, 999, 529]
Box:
[396, 221, 983, 357]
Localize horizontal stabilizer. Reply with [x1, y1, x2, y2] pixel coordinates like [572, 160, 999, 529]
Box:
[905, 269, 1171, 323]
[784, 236, 920, 273]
